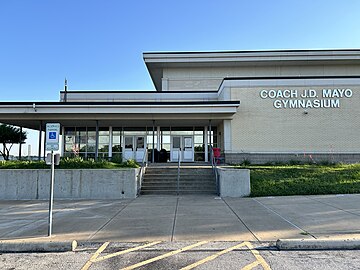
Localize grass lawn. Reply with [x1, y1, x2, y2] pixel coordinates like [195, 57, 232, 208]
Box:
[236, 164, 360, 197]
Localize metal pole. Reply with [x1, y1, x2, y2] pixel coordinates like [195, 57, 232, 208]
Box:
[177, 151, 180, 195]
[61, 126, 65, 157]
[64, 78, 68, 102]
[209, 120, 212, 146]
[204, 126, 208, 162]
[152, 121, 155, 163]
[43, 130, 46, 161]
[18, 127, 22, 160]
[38, 121, 42, 161]
[209, 120, 212, 162]
[108, 126, 113, 161]
[48, 150, 55, 236]
[95, 120, 99, 161]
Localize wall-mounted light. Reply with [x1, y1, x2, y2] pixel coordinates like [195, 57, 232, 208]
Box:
[304, 110, 308, 115]
[32, 103, 37, 112]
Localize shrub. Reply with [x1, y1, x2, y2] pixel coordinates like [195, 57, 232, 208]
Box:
[111, 153, 123, 164]
[0, 160, 47, 169]
[241, 159, 251, 166]
[0, 157, 140, 169]
[118, 159, 140, 168]
[289, 159, 301, 165]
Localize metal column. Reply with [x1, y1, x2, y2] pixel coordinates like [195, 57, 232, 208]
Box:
[18, 127, 22, 160]
[108, 126, 113, 160]
[38, 121, 42, 161]
[209, 120, 212, 146]
[157, 126, 161, 151]
[204, 126, 208, 162]
[95, 120, 99, 161]
[61, 126, 65, 157]
[152, 120, 155, 163]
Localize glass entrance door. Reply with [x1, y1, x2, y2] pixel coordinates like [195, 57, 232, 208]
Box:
[123, 136, 134, 161]
[183, 136, 194, 162]
[170, 135, 194, 162]
[171, 136, 181, 162]
[135, 136, 146, 162]
[124, 136, 146, 162]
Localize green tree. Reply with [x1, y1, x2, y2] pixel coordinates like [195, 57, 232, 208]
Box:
[0, 124, 27, 160]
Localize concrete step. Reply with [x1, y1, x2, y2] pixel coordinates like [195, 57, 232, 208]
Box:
[143, 176, 214, 181]
[142, 181, 215, 186]
[144, 173, 213, 176]
[141, 186, 216, 191]
[142, 180, 215, 184]
[141, 190, 216, 195]
[142, 186, 215, 190]
[141, 166, 216, 195]
[145, 169, 213, 174]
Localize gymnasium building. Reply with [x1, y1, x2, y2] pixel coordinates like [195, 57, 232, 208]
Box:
[1, 49, 359, 164]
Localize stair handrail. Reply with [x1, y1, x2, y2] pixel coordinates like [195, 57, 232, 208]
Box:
[137, 148, 148, 196]
[210, 145, 220, 196]
[177, 150, 181, 195]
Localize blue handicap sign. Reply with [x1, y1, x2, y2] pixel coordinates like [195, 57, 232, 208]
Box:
[49, 132, 57, 140]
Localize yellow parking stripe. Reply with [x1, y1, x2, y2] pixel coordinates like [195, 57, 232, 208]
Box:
[180, 242, 247, 270]
[81, 241, 110, 270]
[242, 260, 261, 270]
[93, 241, 162, 262]
[121, 241, 208, 270]
[245, 242, 272, 270]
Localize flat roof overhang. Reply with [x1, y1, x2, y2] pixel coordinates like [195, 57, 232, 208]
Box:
[0, 101, 240, 130]
[143, 49, 360, 90]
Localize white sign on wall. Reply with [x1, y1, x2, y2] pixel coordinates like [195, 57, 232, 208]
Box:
[259, 88, 353, 109]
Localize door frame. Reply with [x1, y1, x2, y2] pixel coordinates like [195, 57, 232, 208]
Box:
[123, 135, 147, 162]
[123, 136, 134, 161]
[170, 135, 194, 162]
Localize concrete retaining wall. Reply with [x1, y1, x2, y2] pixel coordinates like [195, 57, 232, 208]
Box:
[218, 168, 250, 197]
[0, 169, 139, 200]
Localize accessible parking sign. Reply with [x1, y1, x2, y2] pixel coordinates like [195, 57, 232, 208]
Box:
[46, 123, 60, 151]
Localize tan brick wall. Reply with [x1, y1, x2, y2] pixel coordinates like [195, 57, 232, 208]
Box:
[163, 65, 360, 91]
[230, 85, 360, 153]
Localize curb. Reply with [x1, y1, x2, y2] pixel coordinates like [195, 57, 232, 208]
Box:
[276, 239, 360, 250]
[0, 240, 77, 253]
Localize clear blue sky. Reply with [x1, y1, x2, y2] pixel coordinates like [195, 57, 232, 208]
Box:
[1, 0, 360, 101]
[1, 0, 360, 156]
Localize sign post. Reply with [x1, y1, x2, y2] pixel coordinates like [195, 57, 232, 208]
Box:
[45, 123, 60, 237]
[48, 150, 55, 236]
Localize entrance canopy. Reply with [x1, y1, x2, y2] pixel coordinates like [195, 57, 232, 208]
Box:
[0, 101, 240, 130]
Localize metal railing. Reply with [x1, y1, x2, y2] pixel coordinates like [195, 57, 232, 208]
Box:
[177, 150, 181, 195]
[137, 148, 148, 196]
[210, 146, 220, 196]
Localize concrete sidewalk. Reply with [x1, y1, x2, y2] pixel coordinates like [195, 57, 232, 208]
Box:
[1, 194, 360, 243]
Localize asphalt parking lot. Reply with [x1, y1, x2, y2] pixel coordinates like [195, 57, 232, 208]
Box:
[1, 241, 360, 270]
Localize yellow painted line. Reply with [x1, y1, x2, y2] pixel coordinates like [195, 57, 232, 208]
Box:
[180, 242, 247, 270]
[93, 241, 162, 263]
[241, 260, 261, 270]
[121, 241, 208, 270]
[81, 241, 110, 270]
[245, 242, 272, 270]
